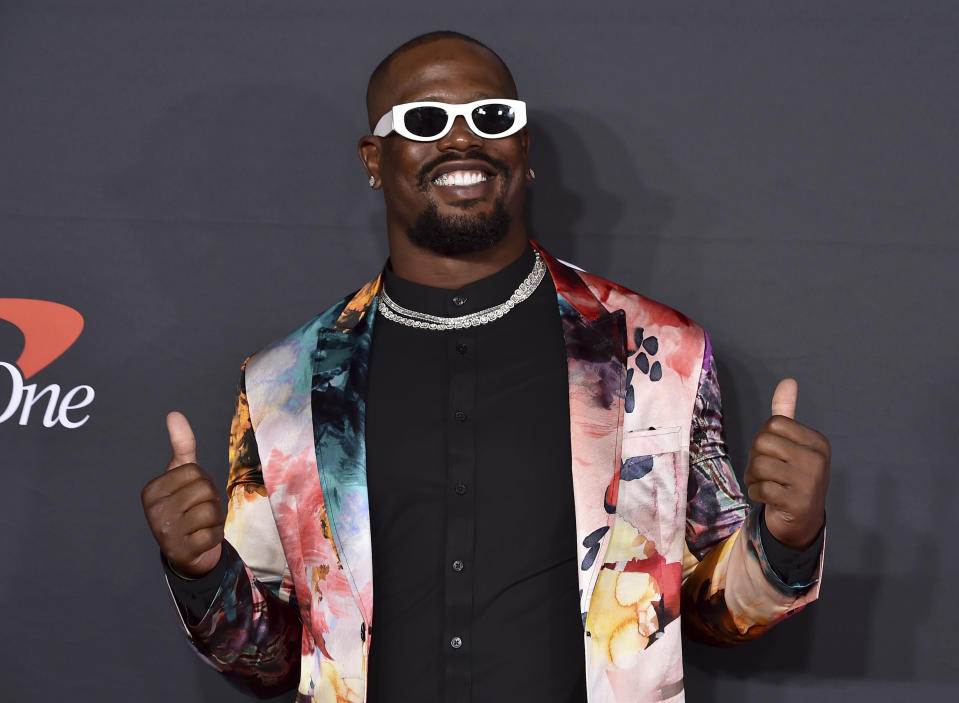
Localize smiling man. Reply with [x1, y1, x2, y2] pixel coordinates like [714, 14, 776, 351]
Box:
[361, 33, 532, 283]
[142, 31, 829, 703]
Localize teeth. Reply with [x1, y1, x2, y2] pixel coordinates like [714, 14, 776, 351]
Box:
[432, 170, 489, 187]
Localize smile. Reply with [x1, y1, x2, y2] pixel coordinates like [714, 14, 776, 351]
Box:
[432, 170, 490, 187]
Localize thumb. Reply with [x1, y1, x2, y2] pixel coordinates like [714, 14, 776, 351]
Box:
[771, 378, 798, 419]
[166, 411, 197, 470]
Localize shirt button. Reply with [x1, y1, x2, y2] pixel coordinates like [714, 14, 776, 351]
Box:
[451, 296, 467, 307]
[454, 482, 468, 495]
[450, 636, 463, 649]
[452, 560, 464, 572]
[454, 410, 467, 422]
[455, 343, 468, 354]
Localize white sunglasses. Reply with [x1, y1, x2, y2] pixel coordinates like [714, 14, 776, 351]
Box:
[373, 99, 527, 141]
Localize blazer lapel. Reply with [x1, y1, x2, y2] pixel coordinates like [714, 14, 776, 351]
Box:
[309, 275, 381, 626]
[534, 242, 628, 622]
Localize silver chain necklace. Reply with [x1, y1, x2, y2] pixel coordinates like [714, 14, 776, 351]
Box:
[378, 251, 546, 331]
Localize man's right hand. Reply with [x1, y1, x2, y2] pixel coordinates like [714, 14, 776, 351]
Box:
[141, 411, 225, 578]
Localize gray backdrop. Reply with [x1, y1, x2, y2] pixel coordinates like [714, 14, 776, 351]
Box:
[1, 1, 956, 700]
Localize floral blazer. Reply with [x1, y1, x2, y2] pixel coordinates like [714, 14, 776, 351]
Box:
[166, 241, 822, 702]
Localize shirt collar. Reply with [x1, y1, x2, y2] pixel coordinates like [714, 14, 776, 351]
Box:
[381, 243, 537, 318]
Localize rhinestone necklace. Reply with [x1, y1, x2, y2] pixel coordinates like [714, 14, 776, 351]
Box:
[378, 251, 546, 331]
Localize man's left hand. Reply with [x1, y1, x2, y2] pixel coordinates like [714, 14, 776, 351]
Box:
[744, 378, 830, 550]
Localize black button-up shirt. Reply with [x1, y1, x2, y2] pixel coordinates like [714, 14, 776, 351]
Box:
[364, 244, 587, 702]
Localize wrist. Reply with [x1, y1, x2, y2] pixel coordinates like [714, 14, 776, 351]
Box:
[164, 543, 223, 580]
[764, 509, 826, 550]
[165, 557, 200, 581]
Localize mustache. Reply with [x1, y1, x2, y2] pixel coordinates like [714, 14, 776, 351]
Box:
[417, 151, 510, 190]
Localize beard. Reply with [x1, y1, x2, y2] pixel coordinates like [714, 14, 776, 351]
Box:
[405, 197, 512, 256]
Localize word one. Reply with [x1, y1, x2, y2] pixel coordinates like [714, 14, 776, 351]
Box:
[0, 361, 94, 428]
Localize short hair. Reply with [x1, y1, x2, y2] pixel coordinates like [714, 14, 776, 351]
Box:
[366, 30, 517, 123]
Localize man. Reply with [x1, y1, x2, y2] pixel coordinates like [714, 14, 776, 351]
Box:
[142, 31, 829, 703]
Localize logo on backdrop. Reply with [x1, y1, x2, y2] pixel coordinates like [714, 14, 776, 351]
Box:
[0, 299, 95, 429]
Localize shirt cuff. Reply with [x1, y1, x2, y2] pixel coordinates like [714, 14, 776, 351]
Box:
[162, 549, 229, 625]
[759, 509, 825, 586]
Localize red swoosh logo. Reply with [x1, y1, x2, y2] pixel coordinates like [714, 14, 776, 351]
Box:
[0, 299, 84, 379]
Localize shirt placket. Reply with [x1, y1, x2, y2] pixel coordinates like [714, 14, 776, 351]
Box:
[444, 293, 477, 703]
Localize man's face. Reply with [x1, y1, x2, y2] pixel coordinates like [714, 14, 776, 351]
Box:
[361, 39, 530, 255]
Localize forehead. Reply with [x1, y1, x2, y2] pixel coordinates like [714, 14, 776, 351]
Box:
[379, 39, 516, 111]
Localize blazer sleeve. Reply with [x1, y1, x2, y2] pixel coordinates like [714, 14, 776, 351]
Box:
[164, 358, 302, 696]
[679, 343, 823, 646]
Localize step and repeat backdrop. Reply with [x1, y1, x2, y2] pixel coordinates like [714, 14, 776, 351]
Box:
[2, 1, 956, 700]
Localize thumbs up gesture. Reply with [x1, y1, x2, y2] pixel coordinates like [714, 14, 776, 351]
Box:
[141, 412, 225, 578]
[744, 379, 830, 549]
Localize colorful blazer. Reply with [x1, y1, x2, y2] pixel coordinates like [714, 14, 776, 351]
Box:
[167, 241, 822, 702]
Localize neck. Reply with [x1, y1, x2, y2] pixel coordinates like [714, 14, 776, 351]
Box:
[386, 228, 530, 290]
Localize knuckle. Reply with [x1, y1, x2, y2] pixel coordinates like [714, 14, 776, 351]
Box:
[194, 529, 220, 552]
[817, 435, 832, 459]
[186, 531, 205, 550]
[145, 501, 168, 525]
[199, 502, 218, 523]
[801, 446, 827, 471]
[157, 519, 174, 539]
[751, 432, 769, 453]
[767, 416, 789, 433]
[141, 475, 167, 502]
[145, 504, 161, 524]
[172, 462, 201, 479]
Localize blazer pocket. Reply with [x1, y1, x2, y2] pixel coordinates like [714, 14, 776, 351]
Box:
[618, 426, 685, 558]
[622, 426, 683, 459]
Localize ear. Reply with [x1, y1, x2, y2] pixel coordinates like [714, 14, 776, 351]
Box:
[358, 135, 383, 189]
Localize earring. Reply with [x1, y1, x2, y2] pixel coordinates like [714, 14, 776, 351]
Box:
[368, 175, 376, 188]
[528, 168, 536, 180]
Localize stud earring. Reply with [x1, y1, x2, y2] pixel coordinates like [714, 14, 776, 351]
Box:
[369, 175, 376, 188]
[528, 168, 536, 180]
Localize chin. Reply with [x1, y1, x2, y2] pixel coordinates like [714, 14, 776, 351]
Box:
[406, 198, 512, 256]
[445, 197, 486, 212]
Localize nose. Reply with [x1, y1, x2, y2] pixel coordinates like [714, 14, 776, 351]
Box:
[437, 115, 483, 152]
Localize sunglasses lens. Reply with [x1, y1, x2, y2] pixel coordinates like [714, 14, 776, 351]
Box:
[471, 103, 516, 135]
[403, 106, 449, 138]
